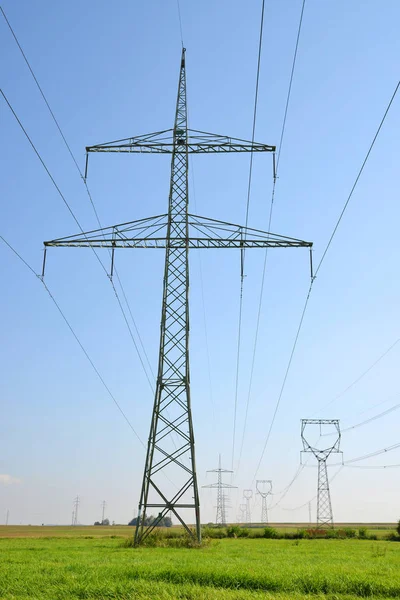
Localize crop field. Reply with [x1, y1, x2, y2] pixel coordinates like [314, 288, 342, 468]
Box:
[0, 526, 399, 599]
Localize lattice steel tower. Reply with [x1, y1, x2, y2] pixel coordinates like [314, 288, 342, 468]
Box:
[43, 49, 312, 545]
[256, 479, 272, 524]
[202, 455, 236, 526]
[301, 419, 342, 528]
[243, 489, 253, 524]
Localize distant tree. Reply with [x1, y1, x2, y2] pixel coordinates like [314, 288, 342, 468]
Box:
[162, 516, 172, 527]
[94, 521, 101, 526]
[102, 518, 110, 526]
[128, 514, 172, 527]
[397, 519, 400, 536]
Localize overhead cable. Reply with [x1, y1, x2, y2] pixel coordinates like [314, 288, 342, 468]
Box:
[322, 402, 400, 436]
[314, 338, 400, 416]
[176, 0, 184, 47]
[237, 0, 307, 476]
[1, 5, 155, 385]
[277, 466, 343, 512]
[231, 0, 266, 472]
[1, 88, 155, 393]
[0, 235, 144, 447]
[251, 78, 400, 483]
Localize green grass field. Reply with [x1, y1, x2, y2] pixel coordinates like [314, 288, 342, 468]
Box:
[0, 526, 399, 599]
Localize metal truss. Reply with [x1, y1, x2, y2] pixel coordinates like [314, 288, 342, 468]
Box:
[256, 480, 272, 524]
[202, 455, 237, 526]
[301, 419, 342, 528]
[44, 48, 312, 545]
[44, 214, 311, 253]
[85, 129, 275, 162]
[243, 489, 253, 524]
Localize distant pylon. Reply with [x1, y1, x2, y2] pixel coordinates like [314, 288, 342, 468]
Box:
[202, 455, 237, 525]
[256, 480, 272, 524]
[5, 509, 9, 526]
[301, 419, 342, 528]
[239, 503, 247, 523]
[243, 489, 253, 524]
[72, 495, 80, 526]
[101, 500, 107, 524]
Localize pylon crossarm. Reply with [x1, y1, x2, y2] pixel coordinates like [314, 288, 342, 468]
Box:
[43, 214, 312, 250]
[202, 483, 237, 489]
[86, 128, 275, 155]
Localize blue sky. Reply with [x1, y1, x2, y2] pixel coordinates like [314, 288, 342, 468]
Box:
[1, 0, 399, 526]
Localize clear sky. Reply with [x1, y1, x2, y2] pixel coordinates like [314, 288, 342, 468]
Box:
[1, 0, 399, 526]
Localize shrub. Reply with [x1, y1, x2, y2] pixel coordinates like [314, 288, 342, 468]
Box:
[296, 529, 305, 539]
[305, 528, 328, 539]
[248, 529, 264, 538]
[358, 527, 368, 539]
[263, 527, 278, 539]
[237, 528, 250, 538]
[325, 528, 339, 539]
[226, 525, 241, 538]
[386, 532, 400, 542]
[397, 519, 400, 537]
[122, 530, 208, 548]
[202, 527, 226, 539]
[343, 528, 356, 538]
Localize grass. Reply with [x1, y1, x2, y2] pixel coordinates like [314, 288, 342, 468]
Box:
[0, 527, 400, 599]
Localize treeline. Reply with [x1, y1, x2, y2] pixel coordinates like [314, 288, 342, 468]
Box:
[128, 515, 172, 527]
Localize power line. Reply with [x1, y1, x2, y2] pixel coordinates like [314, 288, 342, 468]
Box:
[232, 0, 266, 472]
[1, 7, 155, 389]
[0, 235, 145, 447]
[237, 0, 307, 475]
[1, 88, 155, 393]
[244, 0, 266, 231]
[343, 442, 400, 465]
[251, 282, 313, 485]
[314, 80, 400, 279]
[1, 89, 100, 255]
[268, 435, 320, 510]
[322, 402, 400, 436]
[313, 338, 400, 416]
[275, 0, 306, 172]
[278, 466, 343, 513]
[176, 0, 184, 47]
[0, 6, 82, 178]
[251, 78, 400, 483]
[344, 463, 400, 470]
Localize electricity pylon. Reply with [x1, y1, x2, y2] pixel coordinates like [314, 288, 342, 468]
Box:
[239, 504, 247, 523]
[301, 419, 342, 528]
[202, 455, 237, 526]
[72, 495, 80, 526]
[43, 49, 312, 545]
[243, 489, 253, 524]
[101, 500, 106, 524]
[256, 479, 272, 524]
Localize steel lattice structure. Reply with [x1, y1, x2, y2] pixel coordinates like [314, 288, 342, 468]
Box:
[243, 489, 253, 524]
[43, 49, 312, 545]
[256, 479, 272, 524]
[202, 455, 236, 526]
[301, 419, 342, 528]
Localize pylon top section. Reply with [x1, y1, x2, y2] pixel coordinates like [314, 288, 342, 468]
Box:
[301, 419, 341, 459]
[256, 480, 272, 497]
